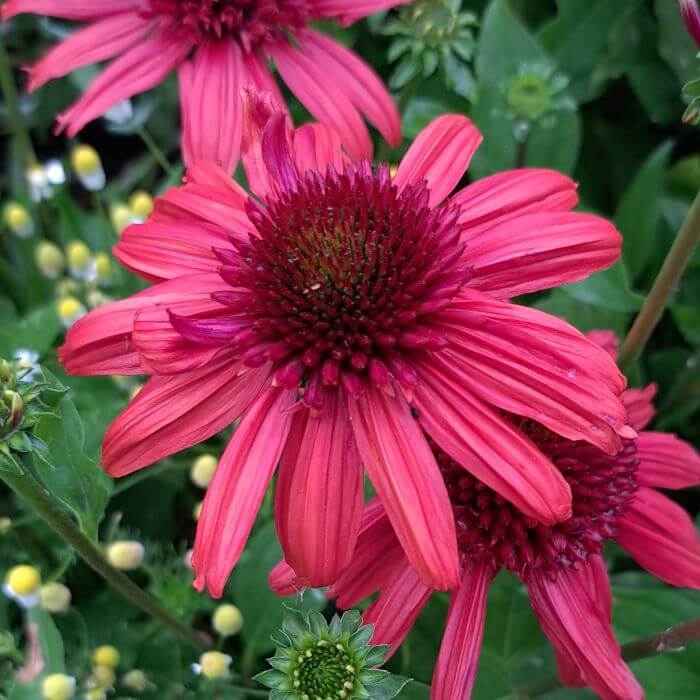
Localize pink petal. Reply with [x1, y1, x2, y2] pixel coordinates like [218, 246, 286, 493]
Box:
[102, 354, 271, 477]
[394, 115, 482, 207]
[635, 431, 700, 489]
[59, 272, 227, 375]
[616, 487, 700, 589]
[451, 168, 578, 238]
[27, 13, 146, 91]
[309, 0, 412, 24]
[586, 330, 619, 359]
[274, 392, 364, 588]
[621, 384, 657, 431]
[297, 30, 401, 147]
[268, 561, 298, 596]
[462, 212, 621, 299]
[328, 499, 404, 609]
[56, 31, 192, 137]
[437, 289, 629, 455]
[192, 387, 296, 597]
[348, 385, 460, 591]
[293, 123, 347, 176]
[269, 40, 372, 161]
[413, 355, 572, 525]
[362, 559, 432, 657]
[431, 562, 494, 700]
[527, 568, 643, 700]
[2, 0, 137, 20]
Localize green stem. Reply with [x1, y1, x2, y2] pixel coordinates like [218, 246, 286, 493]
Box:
[135, 125, 176, 178]
[513, 617, 700, 698]
[619, 188, 700, 370]
[0, 34, 37, 166]
[0, 466, 209, 651]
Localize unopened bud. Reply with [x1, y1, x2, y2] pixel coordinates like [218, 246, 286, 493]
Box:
[92, 645, 120, 669]
[4, 390, 23, 428]
[5, 564, 40, 596]
[212, 604, 243, 637]
[57, 297, 86, 328]
[91, 665, 116, 689]
[3, 202, 33, 238]
[121, 669, 148, 693]
[196, 651, 232, 680]
[65, 240, 92, 275]
[94, 252, 112, 283]
[39, 582, 71, 613]
[41, 673, 76, 700]
[71, 145, 105, 191]
[190, 454, 218, 488]
[35, 241, 65, 279]
[109, 203, 134, 234]
[129, 191, 153, 220]
[106, 541, 144, 570]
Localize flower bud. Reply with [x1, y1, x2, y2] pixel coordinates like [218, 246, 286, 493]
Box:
[5, 564, 40, 596]
[39, 582, 71, 613]
[121, 669, 148, 693]
[71, 144, 105, 191]
[190, 454, 218, 488]
[94, 253, 112, 283]
[212, 604, 243, 637]
[91, 665, 116, 689]
[106, 541, 144, 570]
[65, 240, 92, 277]
[3, 202, 33, 238]
[35, 241, 65, 279]
[195, 651, 232, 680]
[57, 297, 86, 328]
[41, 673, 76, 700]
[109, 203, 134, 234]
[92, 645, 120, 669]
[129, 191, 153, 220]
[4, 390, 23, 429]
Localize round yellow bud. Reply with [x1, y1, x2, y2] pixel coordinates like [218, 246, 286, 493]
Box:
[212, 604, 243, 637]
[129, 191, 154, 219]
[3, 202, 32, 235]
[57, 297, 85, 326]
[106, 541, 144, 571]
[94, 252, 112, 282]
[71, 144, 101, 175]
[39, 582, 72, 613]
[92, 645, 120, 670]
[109, 203, 133, 234]
[35, 241, 65, 279]
[91, 665, 116, 689]
[65, 240, 92, 271]
[41, 673, 75, 700]
[121, 669, 148, 693]
[5, 565, 40, 596]
[190, 454, 218, 488]
[199, 651, 231, 680]
[193, 501, 202, 521]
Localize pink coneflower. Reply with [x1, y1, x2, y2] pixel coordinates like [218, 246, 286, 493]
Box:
[271, 331, 700, 700]
[680, 0, 700, 48]
[1, 0, 406, 171]
[61, 91, 627, 597]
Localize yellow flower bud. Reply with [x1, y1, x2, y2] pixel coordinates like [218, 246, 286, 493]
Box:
[129, 191, 153, 219]
[35, 241, 65, 279]
[57, 296, 85, 327]
[92, 645, 120, 670]
[190, 454, 218, 488]
[41, 673, 76, 700]
[106, 541, 144, 571]
[198, 651, 231, 680]
[94, 252, 112, 282]
[212, 604, 243, 637]
[39, 582, 72, 613]
[3, 202, 33, 237]
[109, 203, 134, 234]
[193, 501, 202, 521]
[91, 665, 116, 689]
[5, 564, 40, 596]
[65, 240, 92, 272]
[121, 669, 148, 693]
[71, 145, 100, 174]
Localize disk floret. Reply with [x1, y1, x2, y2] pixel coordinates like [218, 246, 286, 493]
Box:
[255, 607, 408, 699]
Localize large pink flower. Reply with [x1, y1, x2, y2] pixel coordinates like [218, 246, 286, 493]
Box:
[271, 331, 700, 700]
[60, 92, 627, 597]
[2, 0, 405, 171]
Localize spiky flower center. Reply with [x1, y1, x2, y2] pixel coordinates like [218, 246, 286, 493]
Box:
[434, 419, 639, 579]
[216, 163, 468, 405]
[148, 0, 309, 46]
[293, 640, 356, 700]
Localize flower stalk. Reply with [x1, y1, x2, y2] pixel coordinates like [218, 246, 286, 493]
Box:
[619, 188, 700, 370]
[0, 465, 210, 651]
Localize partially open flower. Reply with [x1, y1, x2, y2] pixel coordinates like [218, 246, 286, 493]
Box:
[3, 564, 41, 608]
[71, 144, 105, 191]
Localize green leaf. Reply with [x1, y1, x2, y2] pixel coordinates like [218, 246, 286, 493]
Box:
[559, 262, 644, 312]
[615, 141, 674, 281]
[655, 0, 698, 84]
[0, 304, 61, 359]
[398, 679, 431, 699]
[32, 392, 112, 539]
[365, 672, 411, 699]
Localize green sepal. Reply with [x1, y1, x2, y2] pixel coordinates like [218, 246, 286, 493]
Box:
[254, 669, 287, 690]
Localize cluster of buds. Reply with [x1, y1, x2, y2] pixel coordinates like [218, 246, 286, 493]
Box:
[109, 191, 153, 234]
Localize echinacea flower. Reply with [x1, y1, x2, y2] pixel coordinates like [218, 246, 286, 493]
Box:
[271, 330, 700, 700]
[2, 0, 406, 171]
[680, 0, 700, 48]
[60, 90, 627, 597]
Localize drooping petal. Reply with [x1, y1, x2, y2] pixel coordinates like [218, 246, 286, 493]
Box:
[56, 31, 192, 137]
[413, 355, 572, 524]
[2, 0, 137, 20]
[394, 115, 482, 207]
[527, 568, 643, 700]
[192, 387, 296, 597]
[362, 560, 432, 656]
[431, 562, 494, 700]
[437, 289, 629, 455]
[269, 40, 372, 161]
[586, 330, 619, 359]
[635, 431, 700, 489]
[268, 561, 298, 596]
[451, 168, 578, 237]
[274, 392, 364, 588]
[296, 30, 401, 148]
[621, 385, 657, 431]
[348, 385, 460, 591]
[102, 353, 271, 477]
[59, 273, 228, 375]
[27, 13, 146, 91]
[461, 212, 621, 299]
[615, 487, 700, 589]
[293, 123, 347, 176]
[309, 0, 412, 24]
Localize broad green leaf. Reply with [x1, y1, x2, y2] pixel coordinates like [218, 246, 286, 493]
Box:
[0, 304, 61, 359]
[559, 263, 644, 312]
[655, 0, 698, 84]
[398, 679, 431, 699]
